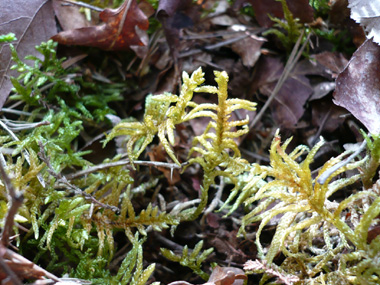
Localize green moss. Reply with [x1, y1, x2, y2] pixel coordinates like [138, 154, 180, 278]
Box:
[5, 38, 380, 284]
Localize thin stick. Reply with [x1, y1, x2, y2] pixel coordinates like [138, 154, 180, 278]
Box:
[317, 140, 367, 185]
[201, 178, 225, 224]
[5, 247, 60, 282]
[38, 142, 120, 213]
[66, 160, 184, 180]
[58, 0, 103, 12]
[179, 34, 248, 58]
[0, 250, 22, 285]
[250, 30, 309, 128]
[1, 108, 44, 118]
[0, 161, 23, 247]
[1, 119, 50, 131]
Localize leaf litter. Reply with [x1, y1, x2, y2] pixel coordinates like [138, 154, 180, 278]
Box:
[52, 0, 149, 50]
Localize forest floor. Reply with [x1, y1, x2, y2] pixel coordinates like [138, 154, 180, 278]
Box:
[1, 0, 379, 284]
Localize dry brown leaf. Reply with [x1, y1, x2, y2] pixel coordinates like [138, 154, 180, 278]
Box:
[349, 0, 380, 44]
[167, 266, 246, 285]
[0, 0, 57, 109]
[51, 0, 149, 51]
[52, 0, 96, 31]
[207, 266, 246, 285]
[225, 30, 265, 67]
[313, 51, 349, 78]
[334, 39, 380, 134]
[253, 56, 312, 128]
[311, 100, 346, 132]
[157, 0, 196, 61]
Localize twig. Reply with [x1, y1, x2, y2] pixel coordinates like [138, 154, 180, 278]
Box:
[66, 160, 184, 180]
[169, 199, 201, 216]
[0, 160, 23, 247]
[38, 142, 120, 213]
[0, 119, 50, 131]
[317, 140, 367, 185]
[4, 247, 60, 282]
[310, 106, 332, 146]
[1, 108, 43, 118]
[0, 245, 22, 285]
[155, 233, 184, 252]
[182, 28, 265, 40]
[179, 34, 249, 58]
[58, 0, 103, 12]
[201, 178, 225, 224]
[250, 30, 310, 128]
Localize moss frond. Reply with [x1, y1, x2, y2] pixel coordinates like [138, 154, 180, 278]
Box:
[239, 131, 380, 283]
[161, 240, 214, 280]
[262, 0, 307, 52]
[113, 233, 155, 285]
[105, 67, 208, 165]
[184, 70, 256, 220]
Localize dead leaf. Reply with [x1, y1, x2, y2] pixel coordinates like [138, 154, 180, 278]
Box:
[225, 30, 265, 67]
[253, 56, 312, 128]
[52, 0, 96, 31]
[167, 266, 246, 285]
[207, 266, 246, 285]
[208, 0, 239, 26]
[52, 0, 149, 51]
[0, 246, 50, 281]
[313, 51, 349, 78]
[348, 0, 380, 44]
[311, 100, 346, 132]
[367, 224, 380, 243]
[206, 213, 221, 229]
[334, 39, 380, 134]
[309, 82, 336, 101]
[0, 0, 57, 109]
[156, 0, 198, 63]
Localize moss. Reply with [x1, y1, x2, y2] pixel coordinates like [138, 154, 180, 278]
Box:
[4, 39, 380, 284]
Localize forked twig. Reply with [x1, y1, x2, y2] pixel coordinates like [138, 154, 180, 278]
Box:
[38, 141, 120, 213]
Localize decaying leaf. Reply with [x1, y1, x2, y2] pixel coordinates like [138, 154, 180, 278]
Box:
[348, 0, 380, 44]
[224, 29, 265, 68]
[252, 56, 312, 128]
[167, 266, 246, 285]
[311, 100, 346, 132]
[313, 51, 349, 78]
[0, 0, 56, 109]
[244, 260, 299, 285]
[51, 0, 149, 51]
[52, 0, 96, 31]
[334, 39, 380, 134]
[207, 266, 246, 285]
[157, 0, 196, 60]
